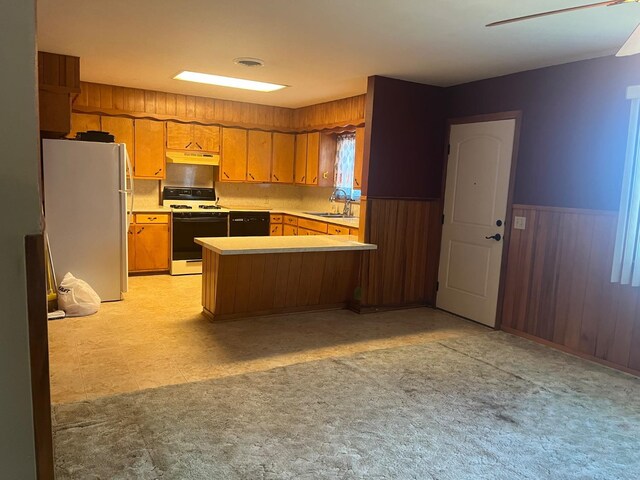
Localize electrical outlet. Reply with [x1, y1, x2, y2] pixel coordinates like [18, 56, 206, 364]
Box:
[514, 216, 526, 230]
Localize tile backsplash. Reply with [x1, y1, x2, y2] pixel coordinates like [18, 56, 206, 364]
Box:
[132, 177, 360, 217]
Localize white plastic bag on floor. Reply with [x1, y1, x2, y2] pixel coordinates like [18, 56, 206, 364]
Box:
[57, 272, 101, 317]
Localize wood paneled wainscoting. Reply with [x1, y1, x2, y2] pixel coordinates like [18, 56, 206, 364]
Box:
[358, 198, 442, 311]
[501, 204, 640, 375]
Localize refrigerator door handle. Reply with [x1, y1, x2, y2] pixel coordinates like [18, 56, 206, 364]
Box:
[120, 145, 134, 295]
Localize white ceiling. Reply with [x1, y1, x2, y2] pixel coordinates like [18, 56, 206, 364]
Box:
[36, 0, 640, 108]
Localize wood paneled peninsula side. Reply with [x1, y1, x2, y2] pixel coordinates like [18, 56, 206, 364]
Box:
[195, 236, 376, 321]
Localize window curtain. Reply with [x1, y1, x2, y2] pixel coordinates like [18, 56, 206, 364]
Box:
[612, 85, 640, 287]
[334, 133, 356, 194]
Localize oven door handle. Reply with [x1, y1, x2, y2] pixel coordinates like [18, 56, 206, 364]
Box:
[174, 217, 228, 223]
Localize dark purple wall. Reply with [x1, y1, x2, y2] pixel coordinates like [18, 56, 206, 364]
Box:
[447, 55, 640, 210]
[365, 76, 447, 199]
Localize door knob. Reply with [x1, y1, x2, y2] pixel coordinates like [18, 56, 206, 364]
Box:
[485, 233, 502, 241]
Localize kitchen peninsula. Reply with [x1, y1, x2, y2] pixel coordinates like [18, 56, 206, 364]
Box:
[196, 236, 376, 320]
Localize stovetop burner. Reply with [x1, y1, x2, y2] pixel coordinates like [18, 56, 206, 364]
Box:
[170, 204, 192, 210]
[199, 205, 221, 210]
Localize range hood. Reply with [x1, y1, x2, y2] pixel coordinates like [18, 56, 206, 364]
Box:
[165, 150, 220, 166]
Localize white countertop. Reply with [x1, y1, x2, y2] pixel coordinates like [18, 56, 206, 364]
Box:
[132, 207, 361, 228]
[195, 235, 376, 255]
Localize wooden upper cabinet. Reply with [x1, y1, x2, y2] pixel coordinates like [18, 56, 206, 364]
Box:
[101, 116, 135, 163]
[247, 130, 272, 183]
[294, 133, 308, 185]
[166, 122, 193, 150]
[221, 127, 247, 181]
[272, 133, 295, 183]
[306, 132, 320, 185]
[38, 52, 79, 137]
[67, 113, 100, 139]
[193, 125, 220, 152]
[134, 119, 165, 179]
[166, 122, 221, 153]
[318, 133, 337, 188]
[354, 127, 365, 190]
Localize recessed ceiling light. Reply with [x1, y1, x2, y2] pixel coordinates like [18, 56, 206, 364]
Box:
[233, 57, 265, 68]
[173, 71, 286, 92]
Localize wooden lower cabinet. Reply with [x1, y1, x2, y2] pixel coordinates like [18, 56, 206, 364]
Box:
[128, 220, 170, 273]
[270, 224, 282, 236]
[283, 225, 298, 236]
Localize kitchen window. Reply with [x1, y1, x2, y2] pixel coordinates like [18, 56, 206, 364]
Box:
[612, 85, 640, 287]
[334, 132, 361, 201]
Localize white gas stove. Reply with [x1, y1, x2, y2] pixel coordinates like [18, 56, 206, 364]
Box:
[163, 187, 229, 275]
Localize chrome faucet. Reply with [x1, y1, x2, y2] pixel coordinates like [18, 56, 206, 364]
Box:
[329, 188, 352, 216]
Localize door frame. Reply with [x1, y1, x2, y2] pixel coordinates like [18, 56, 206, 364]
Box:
[437, 111, 522, 330]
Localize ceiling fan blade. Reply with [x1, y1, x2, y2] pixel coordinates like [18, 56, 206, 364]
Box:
[486, 1, 623, 27]
[617, 23, 640, 56]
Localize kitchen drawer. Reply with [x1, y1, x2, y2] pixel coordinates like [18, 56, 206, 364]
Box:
[327, 224, 349, 235]
[298, 227, 322, 236]
[283, 225, 298, 236]
[327, 224, 348, 235]
[298, 218, 328, 233]
[283, 215, 298, 226]
[270, 224, 282, 236]
[135, 213, 169, 224]
[270, 214, 283, 224]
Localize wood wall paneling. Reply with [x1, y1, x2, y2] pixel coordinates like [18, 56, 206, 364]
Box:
[38, 52, 80, 91]
[74, 82, 365, 132]
[359, 198, 442, 310]
[75, 82, 294, 130]
[293, 94, 366, 130]
[202, 250, 360, 320]
[25, 235, 54, 480]
[501, 205, 640, 374]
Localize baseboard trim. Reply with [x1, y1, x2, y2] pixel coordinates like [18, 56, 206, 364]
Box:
[501, 326, 640, 378]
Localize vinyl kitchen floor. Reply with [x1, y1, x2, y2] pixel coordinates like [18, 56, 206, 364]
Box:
[48, 274, 489, 404]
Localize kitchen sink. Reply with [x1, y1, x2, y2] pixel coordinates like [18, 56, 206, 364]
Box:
[304, 212, 357, 219]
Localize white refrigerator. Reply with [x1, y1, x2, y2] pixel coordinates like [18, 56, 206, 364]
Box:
[43, 139, 132, 302]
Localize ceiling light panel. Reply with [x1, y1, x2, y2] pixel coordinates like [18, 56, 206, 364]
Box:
[173, 71, 286, 92]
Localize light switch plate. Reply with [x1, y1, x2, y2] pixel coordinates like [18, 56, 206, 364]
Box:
[514, 216, 527, 230]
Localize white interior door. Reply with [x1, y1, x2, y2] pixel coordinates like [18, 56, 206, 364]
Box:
[437, 119, 516, 327]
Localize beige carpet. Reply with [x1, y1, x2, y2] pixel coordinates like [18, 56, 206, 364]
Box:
[53, 330, 640, 479]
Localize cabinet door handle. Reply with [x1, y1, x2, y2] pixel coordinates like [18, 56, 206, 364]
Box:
[195, 142, 202, 149]
[301, 176, 305, 182]
[223, 172, 230, 179]
[312, 176, 317, 183]
[154, 168, 162, 175]
[273, 174, 279, 182]
[185, 142, 192, 149]
[355, 179, 360, 186]
[249, 173, 255, 180]
[137, 227, 144, 234]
